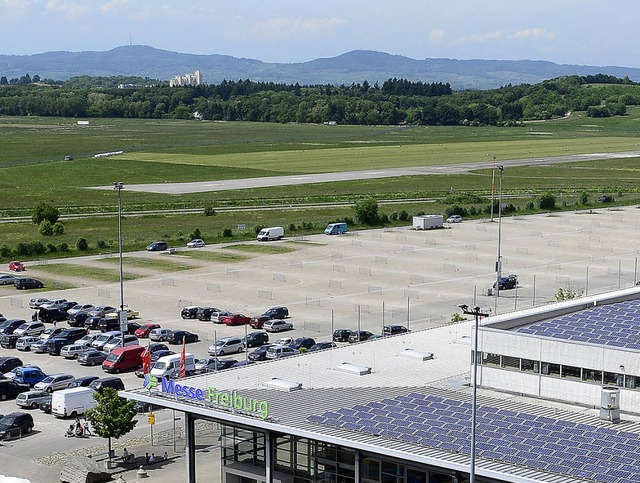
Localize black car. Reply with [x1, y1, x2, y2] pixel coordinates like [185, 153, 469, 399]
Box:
[44, 337, 73, 355]
[204, 359, 238, 372]
[180, 306, 201, 319]
[67, 375, 99, 389]
[308, 341, 337, 352]
[146, 241, 168, 251]
[98, 317, 120, 332]
[38, 395, 52, 414]
[14, 278, 44, 290]
[196, 307, 219, 321]
[68, 311, 91, 327]
[0, 356, 23, 374]
[348, 331, 374, 343]
[248, 344, 273, 361]
[87, 305, 117, 318]
[242, 331, 269, 348]
[150, 349, 174, 364]
[262, 306, 289, 319]
[289, 337, 316, 351]
[167, 330, 199, 344]
[148, 343, 170, 354]
[382, 325, 409, 336]
[89, 376, 125, 393]
[0, 412, 34, 439]
[332, 328, 353, 342]
[0, 334, 19, 349]
[0, 380, 30, 401]
[84, 316, 104, 330]
[38, 307, 70, 324]
[56, 328, 88, 342]
[494, 274, 518, 291]
[0, 319, 27, 335]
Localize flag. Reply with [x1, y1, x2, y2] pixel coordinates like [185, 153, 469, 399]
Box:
[179, 336, 186, 378]
[141, 343, 151, 374]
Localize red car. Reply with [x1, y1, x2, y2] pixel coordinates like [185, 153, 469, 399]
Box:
[134, 323, 161, 338]
[9, 261, 25, 272]
[221, 313, 251, 326]
[250, 315, 270, 329]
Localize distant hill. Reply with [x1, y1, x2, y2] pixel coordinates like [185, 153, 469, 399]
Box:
[2, 45, 640, 90]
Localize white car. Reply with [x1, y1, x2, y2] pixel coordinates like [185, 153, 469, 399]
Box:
[67, 303, 95, 317]
[39, 298, 67, 309]
[274, 337, 293, 346]
[34, 373, 75, 393]
[13, 321, 46, 337]
[16, 336, 41, 351]
[263, 319, 294, 333]
[446, 215, 462, 223]
[103, 334, 139, 353]
[76, 333, 101, 347]
[149, 328, 173, 342]
[28, 297, 50, 309]
[266, 346, 299, 359]
[186, 239, 205, 248]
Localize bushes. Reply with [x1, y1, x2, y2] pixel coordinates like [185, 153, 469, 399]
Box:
[76, 238, 89, 251]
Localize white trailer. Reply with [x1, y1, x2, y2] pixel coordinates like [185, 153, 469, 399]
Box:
[51, 387, 96, 418]
[412, 215, 443, 230]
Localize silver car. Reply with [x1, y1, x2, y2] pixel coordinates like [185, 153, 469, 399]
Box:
[263, 319, 294, 333]
[208, 337, 244, 356]
[16, 390, 50, 409]
[34, 373, 75, 393]
[16, 336, 41, 351]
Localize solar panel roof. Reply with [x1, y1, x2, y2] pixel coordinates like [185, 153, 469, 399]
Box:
[308, 391, 640, 483]
[515, 299, 640, 349]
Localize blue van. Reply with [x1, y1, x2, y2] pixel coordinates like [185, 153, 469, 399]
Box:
[324, 223, 347, 235]
[14, 367, 47, 387]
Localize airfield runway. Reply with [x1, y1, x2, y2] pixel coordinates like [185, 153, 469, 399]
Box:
[112, 150, 640, 194]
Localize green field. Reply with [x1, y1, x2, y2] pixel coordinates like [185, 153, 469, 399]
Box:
[2, 110, 640, 261]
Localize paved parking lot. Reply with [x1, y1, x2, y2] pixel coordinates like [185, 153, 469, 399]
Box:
[0, 206, 639, 481]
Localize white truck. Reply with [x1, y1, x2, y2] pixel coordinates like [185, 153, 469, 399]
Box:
[256, 226, 284, 241]
[150, 353, 196, 379]
[51, 387, 97, 418]
[412, 215, 444, 230]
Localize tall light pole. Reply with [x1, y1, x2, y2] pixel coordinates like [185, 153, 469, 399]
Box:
[494, 165, 504, 314]
[458, 304, 490, 483]
[113, 181, 125, 348]
[490, 155, 496, 222]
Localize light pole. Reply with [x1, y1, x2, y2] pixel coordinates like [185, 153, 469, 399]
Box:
[494, 165, 504, 314]
[458, 304, 490, 483]
[490, 155, 496, 222]
[113, 181, 125, 348]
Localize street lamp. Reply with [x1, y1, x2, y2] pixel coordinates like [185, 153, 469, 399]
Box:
[113, 181, 125, 348]
[494, 165, 504, 314]
[458, 304, 490, 483]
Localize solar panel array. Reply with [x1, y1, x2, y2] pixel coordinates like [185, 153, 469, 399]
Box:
[308, 392, 640, 483]
[516, 299, 640, 350]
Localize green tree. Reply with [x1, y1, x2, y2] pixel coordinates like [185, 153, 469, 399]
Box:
[85, 388, 138, 466]
[76, 238, 88, 251]
[554, 285, 584, 301]
[579, 191, 589, 205]
[52, 222, 64, 236]
[32, 200, 60, 225]
[39, 220, 53, 236]
[354, 198, 380, 225]
[538, 192, 557, 210]
[189, 228, 201, 240]
[203, 204, 216, 217]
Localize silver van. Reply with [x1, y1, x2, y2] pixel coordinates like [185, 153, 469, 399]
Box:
[16, 390, 50, 409]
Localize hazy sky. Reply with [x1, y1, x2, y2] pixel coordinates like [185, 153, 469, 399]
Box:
[2, 0, 638, 68]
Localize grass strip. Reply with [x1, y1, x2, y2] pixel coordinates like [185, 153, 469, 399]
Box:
[30, 263, 143, 282]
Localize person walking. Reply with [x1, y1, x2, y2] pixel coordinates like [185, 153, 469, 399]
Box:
[145, 453, 150, 465]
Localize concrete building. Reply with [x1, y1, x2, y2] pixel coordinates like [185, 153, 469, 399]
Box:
[124, 286, 640, 483]
[170, 69, 203, 87]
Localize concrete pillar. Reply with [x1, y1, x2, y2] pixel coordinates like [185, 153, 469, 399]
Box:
[185, 414, 196, 482]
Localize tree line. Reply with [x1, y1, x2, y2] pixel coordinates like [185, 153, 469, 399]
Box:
[0, 74, 638, 125]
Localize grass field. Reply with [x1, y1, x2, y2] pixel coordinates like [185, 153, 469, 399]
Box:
[31, 263, 144, 282]
[2, 110, 640, 261]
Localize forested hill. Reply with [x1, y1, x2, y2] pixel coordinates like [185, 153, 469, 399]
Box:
[0, 74, 637, 126]
[2, 46, 640, 90]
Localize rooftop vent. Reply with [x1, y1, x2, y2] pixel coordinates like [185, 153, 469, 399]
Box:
[264, 378, 302, 392]
[399, 348, 434, 361]
[335, 362, 371, 375]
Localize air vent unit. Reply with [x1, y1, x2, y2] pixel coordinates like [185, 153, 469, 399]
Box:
[265, 378, 302, 392]
[335, 362, 371, 375]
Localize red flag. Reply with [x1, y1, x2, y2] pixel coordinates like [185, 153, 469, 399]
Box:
[179, 336, 186, 378]
[141, 343, 151, 374]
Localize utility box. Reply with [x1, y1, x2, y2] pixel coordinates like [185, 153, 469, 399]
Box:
[413, 215, 443, 230]
[600, 386, 620, 423]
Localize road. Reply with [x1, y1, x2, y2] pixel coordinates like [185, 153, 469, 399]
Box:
[90, 150, 640, 194]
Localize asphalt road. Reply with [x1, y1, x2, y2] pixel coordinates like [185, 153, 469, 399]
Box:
[95, 150, 640, 194]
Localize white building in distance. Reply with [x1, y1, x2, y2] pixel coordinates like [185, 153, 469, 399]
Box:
[169, 69, 203, 87]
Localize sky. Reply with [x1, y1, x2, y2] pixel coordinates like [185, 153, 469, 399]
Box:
[2, 0, 639, 68]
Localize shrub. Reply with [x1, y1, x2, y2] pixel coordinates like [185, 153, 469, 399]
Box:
[52, 222, 64, 235]
[30, 241, 46, 255]
[255, 226, 264, 235]
[390, 212, 398, 221]
[0, 245, 12, 258]
[288, 223, 296, 232]
[32, 200, 60, 225]
[525, 201, 535, 210]
[39, 220, 53, 236]
[96, 240, 107, 249]
[16, 243, 30, 256]
[47, 244, 58, 253]
[189, 228, 201, 240]
[398, 210, 409, 221]
[354, 198, 380, 225]
[538, 192, 557, 210]
[222, 228, 233, 237]
[579, 191, 589, 205]
[445, 205, 469, 217]
[76, 238, 89, 251]
[379, 213, 389, 224]
[58, 243, 69, 252]
[203, 204, 216, 217]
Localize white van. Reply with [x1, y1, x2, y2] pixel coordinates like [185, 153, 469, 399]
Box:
[91, 331, 122, 350]
[256, 226, 284, 241]
[51, 387, 96, 418]
[150, 353, 196, 379]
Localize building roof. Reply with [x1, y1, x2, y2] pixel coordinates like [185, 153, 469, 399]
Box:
[125, 290, 640, 483]
[516, 299, 640, 350]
